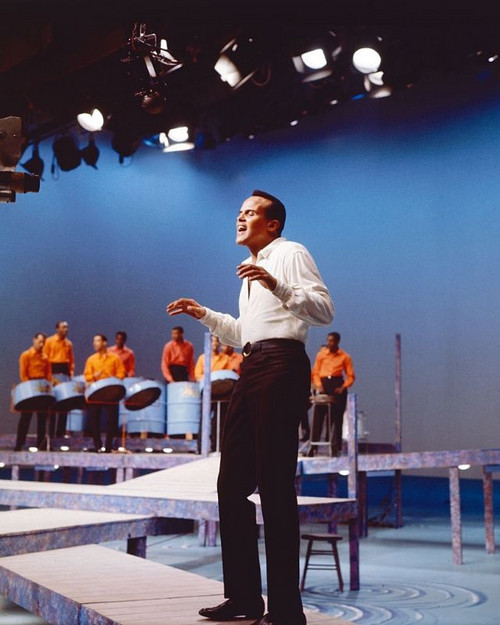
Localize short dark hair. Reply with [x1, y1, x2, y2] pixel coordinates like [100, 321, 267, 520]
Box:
[34, 332, 47, 340]
[328, 331, 341, 342]
[95, 333, 108, 343]
[172, 326, 184, 333]
[116, 331, 127, 342]
[56, 320, 68, 329]
[252, 189, 286, 235]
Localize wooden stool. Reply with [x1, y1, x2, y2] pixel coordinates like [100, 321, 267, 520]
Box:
[300, 533, 344, 592]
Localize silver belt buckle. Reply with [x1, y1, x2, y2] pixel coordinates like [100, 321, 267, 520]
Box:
[242, 342, 252, 357]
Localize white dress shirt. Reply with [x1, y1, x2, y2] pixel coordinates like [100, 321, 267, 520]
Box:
[200, 237, 334, 347]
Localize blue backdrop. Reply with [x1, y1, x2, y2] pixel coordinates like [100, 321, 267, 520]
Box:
[1, 63, 499, 474]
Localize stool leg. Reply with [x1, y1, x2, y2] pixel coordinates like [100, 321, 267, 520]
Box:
[300, 539, 313, 591]
[331, 541, 344, 593]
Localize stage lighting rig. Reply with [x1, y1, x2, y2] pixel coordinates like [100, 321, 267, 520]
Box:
[122, 23, 183, 115]
[0, 117, 40, 203]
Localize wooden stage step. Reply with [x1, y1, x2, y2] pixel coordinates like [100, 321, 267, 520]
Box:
[0, 544, 351, 625]
[0, 508, 169, 557]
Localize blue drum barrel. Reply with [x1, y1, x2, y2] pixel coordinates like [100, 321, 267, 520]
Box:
[66, 409, 87, 432]
[119, 383, 166, 435]
[166, 382, 201, 435]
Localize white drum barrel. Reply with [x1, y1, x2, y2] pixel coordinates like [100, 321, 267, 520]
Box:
[166, 382, 201, 435]
[12, 379, 54, 411]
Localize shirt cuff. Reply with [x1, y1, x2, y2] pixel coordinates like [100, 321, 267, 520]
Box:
[272, 279, 293, 304]
[199, 307, 216, 329]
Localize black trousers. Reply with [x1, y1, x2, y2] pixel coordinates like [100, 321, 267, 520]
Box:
[15, 411, 47, 450]
[167, 364, 189, 382]
[217, 340, 310, 623]
[86, 402, 119, 452]
[50, 363, 71, 437]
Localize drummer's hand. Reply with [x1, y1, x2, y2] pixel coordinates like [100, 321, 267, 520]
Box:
[166, 298, 206, 319]
[236, 263, 277, 291]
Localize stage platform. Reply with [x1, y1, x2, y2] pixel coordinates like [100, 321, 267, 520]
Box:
[0, 544, 351, 625]
[0, 455, 360, 589]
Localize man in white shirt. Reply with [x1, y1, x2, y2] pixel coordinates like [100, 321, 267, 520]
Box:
[167, 190, 334, 625]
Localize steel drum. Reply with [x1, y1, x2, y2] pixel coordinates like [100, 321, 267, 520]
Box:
[66, 409, 87, 432]
[120, 383, 166, 435]
[84, 377, 125, 404]
[199, 370, 239, 399]
[166, 381, 201, 435]
[12, 379, 54, 411]
[124, 377, 162, 411]
[53, 377, 86, 412]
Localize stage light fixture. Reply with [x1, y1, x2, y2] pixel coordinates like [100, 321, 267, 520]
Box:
[162, 126, 195, 152]
[52, 136, 81, 171]
[363, 71, 393, 98]
[301, 49, 328, 70]
[77, 108, 104, 132]
[292, 31, 343, 83]
[352, 47, 382, 74]
[214, 37, 262, 89]
[21, 143, 44, 178]
[140, 90, 165, 114]
[80, 134, 100, 168]
[111, 131, 142, 163]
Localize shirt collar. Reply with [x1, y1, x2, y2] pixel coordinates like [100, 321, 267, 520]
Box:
[254, 236, 287, 261]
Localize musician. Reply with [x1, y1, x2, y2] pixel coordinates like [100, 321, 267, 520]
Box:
[310, 331, 356, 456]
[43, 320, 74, 437]
[84, 334, 126, 452]
[108, 330, 136, 377]
[167, 189, 334, 625]
[195, 335, 233, 452]
[14, 332, 51, 451]
[221, 343, 243, 375]
[160, 326, 195, 383]
[194, 336, 232, 382]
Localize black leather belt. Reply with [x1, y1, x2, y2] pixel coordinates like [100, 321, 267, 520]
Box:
[242, 339, 303, 357]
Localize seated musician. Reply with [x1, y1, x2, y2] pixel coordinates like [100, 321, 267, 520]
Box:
[310, 331, 356, 456]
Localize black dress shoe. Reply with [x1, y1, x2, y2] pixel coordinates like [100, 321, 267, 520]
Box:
[199, 598, 264, 620]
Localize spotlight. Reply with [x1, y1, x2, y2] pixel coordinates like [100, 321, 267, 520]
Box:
[52, 136, 81, 171]
[301, 49, 328, 70]
[161, 126, 195, 152]
[80, 135, 99, 168]
[214, 37, 263, 89]
[21, 143, 44, 178]
[77, 108, 104, 132]
[363, 71, 393, 98]
[112, 132, 141, 163]
[292, 32, 342, 83]
[352, 47, 382, 74]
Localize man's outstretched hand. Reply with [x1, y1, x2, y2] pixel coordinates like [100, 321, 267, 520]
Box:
[166, 298, 206, 319]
